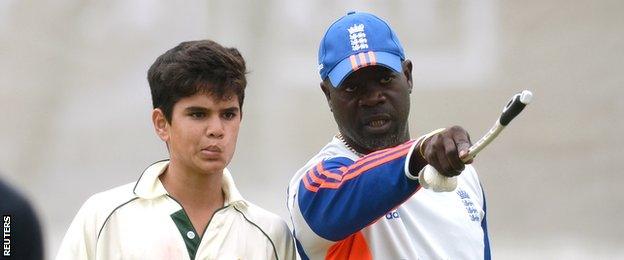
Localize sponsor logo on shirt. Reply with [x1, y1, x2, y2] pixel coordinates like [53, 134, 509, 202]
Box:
[457, 189, 480, 222]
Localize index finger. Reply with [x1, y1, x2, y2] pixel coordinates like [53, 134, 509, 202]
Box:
[450, 126, 472, 163]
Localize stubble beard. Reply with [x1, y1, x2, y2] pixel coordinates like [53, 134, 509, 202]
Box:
[342, 124, 409, 153]
[363, 132, 402, 151]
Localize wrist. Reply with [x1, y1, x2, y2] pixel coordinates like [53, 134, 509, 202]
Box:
[405, 128, 446, 179]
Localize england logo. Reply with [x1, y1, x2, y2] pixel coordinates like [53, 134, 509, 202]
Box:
[347, 24, 368, 51]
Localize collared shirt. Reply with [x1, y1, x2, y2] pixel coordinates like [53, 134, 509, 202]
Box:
[57, 160, 295, 260]
[287, 137, 490, 259]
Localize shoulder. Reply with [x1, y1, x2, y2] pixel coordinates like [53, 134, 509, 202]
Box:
[241, 202, 292, 240]
[289, 139, 355, 187]
[62, 182, 139, 243]
[76, 182, 138, 224]
[85, 182, 137, 208]
[238, 202, 296, 259]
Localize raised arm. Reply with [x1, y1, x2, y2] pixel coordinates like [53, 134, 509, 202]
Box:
[296, 127, 472, 242]
[297, 140, 420, 241]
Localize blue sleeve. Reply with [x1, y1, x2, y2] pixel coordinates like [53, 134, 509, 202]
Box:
[297, 140, 420, 241]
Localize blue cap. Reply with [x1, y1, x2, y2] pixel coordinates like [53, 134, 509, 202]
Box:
[318, 11, 405, 87]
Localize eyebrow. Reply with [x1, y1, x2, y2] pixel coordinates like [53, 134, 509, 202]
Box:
[184, 106, 240, 113]
[221, 107, 240, 113]
[184, 106, 208, 112]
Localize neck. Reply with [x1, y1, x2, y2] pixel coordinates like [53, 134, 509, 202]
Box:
[337, 133, 366, 156]
[160, 160, 224, 209]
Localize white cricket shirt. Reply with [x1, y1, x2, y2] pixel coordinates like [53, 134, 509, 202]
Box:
[57, 160, 295, 260]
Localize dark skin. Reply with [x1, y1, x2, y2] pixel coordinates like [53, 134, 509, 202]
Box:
[321, 59, 473, 177]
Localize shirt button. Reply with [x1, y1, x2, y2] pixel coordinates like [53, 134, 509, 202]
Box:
[186, 231, 196, 239]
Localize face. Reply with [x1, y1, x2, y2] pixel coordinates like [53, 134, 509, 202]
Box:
[153, 91, 241, 175]
[322, 60, 413, 154]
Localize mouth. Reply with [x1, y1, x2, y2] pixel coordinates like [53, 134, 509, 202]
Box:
[202, 145, 222, 152]
[200, 145, 222, 159]
[368, 119, 389, 128]
[362, 114, 392, 133]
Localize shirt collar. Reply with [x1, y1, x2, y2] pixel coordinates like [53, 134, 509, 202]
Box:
[133, 160, 248, 208]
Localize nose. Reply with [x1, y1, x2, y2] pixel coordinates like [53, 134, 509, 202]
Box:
[205, 117, 225, 139]
[358, 85, 386, 107]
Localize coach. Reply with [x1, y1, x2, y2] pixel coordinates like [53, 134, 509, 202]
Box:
[287, 11, 490, 259]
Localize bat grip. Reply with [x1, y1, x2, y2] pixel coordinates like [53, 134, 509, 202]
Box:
[500, 90, 532, 126]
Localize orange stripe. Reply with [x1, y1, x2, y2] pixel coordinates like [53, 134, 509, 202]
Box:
[305, 149, 406, 192]
[314, 141, 412, 182]
[368, 52, 376, 65]
[315, 140, 414, 182]
[358, 52, 368, 67]
[306, 147, 407, 192]
[318, 148, 410, 189]
[302, 174, 319, 192]
[305, 165, 342, 186]
[349, 55, 358, 70]
[306, 168, 325, 184]
[316, 164, 343, 181]
[326, 231, 372, 260]
[305, 140, 415, 192]
[346, 141, 414, 171]
[305, 164, 345, 189]
[362, 140, 411, 158]
[343, 150, 409, 180]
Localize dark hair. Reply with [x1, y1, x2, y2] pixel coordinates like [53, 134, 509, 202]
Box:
[147, 40, 247, 122]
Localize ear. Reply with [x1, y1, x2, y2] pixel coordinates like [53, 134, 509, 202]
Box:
[320, 81, 333, 111]
[152, 108, 170, 142]
[402, 59, 414, 94]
